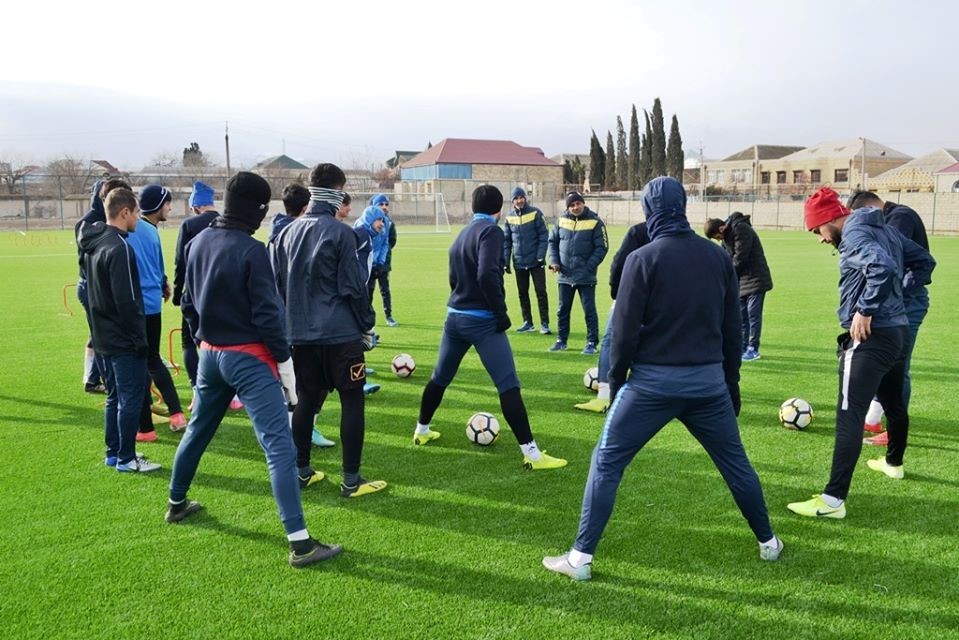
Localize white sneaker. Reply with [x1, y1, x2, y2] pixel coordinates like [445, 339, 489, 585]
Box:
[759, 536, 784, 561]
[542, 554, 591, 581]
[116, 456, 161, 473]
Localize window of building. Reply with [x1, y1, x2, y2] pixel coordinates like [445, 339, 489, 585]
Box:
[810, 169, 821, 183]
[834, 168, 849, 182]
[761, 172, 770, 184]
[776, 171, 786, 184]
[793, 170, 805, 183]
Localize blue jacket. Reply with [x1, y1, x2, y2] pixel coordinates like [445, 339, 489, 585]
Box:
[836, 208, 935, 330]
[382, 213, 397, 272]
[503, 204, 548, 269]
[354, 206, 389, 267]
[181, 225, 290, 364]
[548, 207, 608, 285]
[173, 210, 217, 306]
[271, 201, 375, 345]
[268, 213, 296, 245]
[124, 217, 167, 315]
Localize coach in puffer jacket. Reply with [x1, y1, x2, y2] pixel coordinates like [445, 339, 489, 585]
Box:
[503, 187, 550, 333]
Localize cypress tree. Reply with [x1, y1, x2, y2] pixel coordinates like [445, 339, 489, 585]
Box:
[605, 131, 616, 190]
[651, 97, 667, 177]
[589, 130, 605, 190]
[667, 114, 685, 181]
[616, 116, 628, 191]
[640, 110, 653, 185]
[628, 105, 640, 190]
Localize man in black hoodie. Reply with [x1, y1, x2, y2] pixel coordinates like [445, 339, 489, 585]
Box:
[544, 178, 780, 581]
[78, 188, 160, 473]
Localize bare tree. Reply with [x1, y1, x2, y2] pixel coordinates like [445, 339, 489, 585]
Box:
[46, 156, 96, 196]
[183, 142, 212, 168]
[150, 150, 181, 167]
[0, 155, 39, 194]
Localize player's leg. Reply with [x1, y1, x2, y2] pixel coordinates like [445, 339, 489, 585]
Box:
[871, 328, 911, 476]
[144, 313, 184, 420]
[515, 267, 534, 329]
[379, 270, 395, 325]
[552, 283, 574, 350]
[290, 345, 327, 484]
[332, 340, 385, 498]
[114, 354, 154, 471]
[578, 284, 598, 353]
[576, 310, 612, 413]
[181, 316, 199, 390]
[415, 315, 471, 444]
[531, 265, 550, 331]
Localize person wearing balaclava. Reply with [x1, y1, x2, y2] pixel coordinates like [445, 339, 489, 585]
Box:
[544, 177, 783, 582]
[168, 171, 343, 569]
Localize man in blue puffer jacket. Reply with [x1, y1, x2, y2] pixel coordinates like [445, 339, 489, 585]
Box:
[503, 187, 551, 335]
[547, 192, 608, 354]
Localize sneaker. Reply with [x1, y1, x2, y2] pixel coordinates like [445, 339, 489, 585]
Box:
[311, 429, 336, 448]
[786, 494, 846, 519]
[548, 341, 568, 352]
[340, 478, 388, 498]
[540, 324, 552, 335]
[84, 383, 107, 394]
[523, 451, 568, 471]
[386, 316, 399, 327]
[366, 367, 376, 377]
[165, 499, 202, 523]
[742, 347, 761, 361]
[116, 456, 161, 473]
[136, 430, 158, 443]
[581, 343, 597, 355]
[169, 412, 187, 432]
[574, 398, 609, 414]
[363, 382, 381, 396]
[289, 538, 343, 568]
[864, 421, 884, 434]
[105, 455, 118, 467]
[866, 457, 904, 479]
[413, 429, 441, 446]
[864, 431, 888, 446]
[542, 554, 591, 581]
[229, 397, 244, 411]
[515, 321, 535, 333]
[298, 470, 326, 489]
[759, 536, 784, 561]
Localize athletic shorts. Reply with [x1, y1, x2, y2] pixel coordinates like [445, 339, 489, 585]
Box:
[291, 340, 366, 394]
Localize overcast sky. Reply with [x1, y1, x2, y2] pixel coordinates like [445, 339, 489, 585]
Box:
[1, 0, 956, 170]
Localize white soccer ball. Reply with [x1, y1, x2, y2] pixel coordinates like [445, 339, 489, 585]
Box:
[391, 353, 416, 378]
[466, 412, 501, 446]
[583, 366, 599, 392]
[779, 397, 814, 430]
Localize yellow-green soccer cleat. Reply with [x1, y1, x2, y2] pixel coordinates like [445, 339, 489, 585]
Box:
[542, 554, 591, 581]
[786, 494, 846, 519]
[298, 470, 326, 489]
[574, 398, 610, 414]
[341, 478, 388, 498]
[866, 457, 904, 479]
[524, 451, 568, 471]
[413, 429, 441, 446]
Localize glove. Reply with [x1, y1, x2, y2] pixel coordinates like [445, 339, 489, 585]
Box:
[727, 381, 741, 417]
[495, 313, 511, 333]
[277, 359, 298, 407]
[362, 330, 377, 351]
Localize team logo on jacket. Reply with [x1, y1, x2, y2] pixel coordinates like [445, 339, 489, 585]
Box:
[350, 363, 366, 381]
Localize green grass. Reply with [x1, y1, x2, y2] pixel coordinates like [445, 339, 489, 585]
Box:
[0, 227, 957, 640]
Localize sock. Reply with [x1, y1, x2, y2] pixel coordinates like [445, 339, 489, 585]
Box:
[298, 465, 315, 478]
[415, 422, 431, 435]
[759, 536, 779, 548]
[168, 498, 185, 506]
[597, 382, 610, 400]
[520, 440, 541, 461]
[821, 493, 843, 508]
[343, 471, 360, 487]
[568, 549, 593, 567]
[83, 353, 95, 384]
[865, 399, 884, 425]
[287, 529, 310, 543]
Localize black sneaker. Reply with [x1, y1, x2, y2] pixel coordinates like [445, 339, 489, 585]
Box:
[165, 499, 202, 523]
[289, 538, 343, 568]
[85, 383, 107, 394]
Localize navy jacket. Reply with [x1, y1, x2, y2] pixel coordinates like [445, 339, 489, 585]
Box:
[836, 208, 935, 330]
[548, 207, 608, 285]
[268, 213, 295, 245]
[447, 217, 509, 326]
[181, 226, 290, 364]
[172, 210, 217, 306]
[721, 212, 773, 297]
[381, 214, 397, 272]
[77, 222, 148, 357]
[503, 204, 548, 270]
[882, 201, 931, 324]
[74, 181, 106, 281]
[609, 179, 741, 394]
[271, 201, 374, 345]
[608, 222, 650, 300]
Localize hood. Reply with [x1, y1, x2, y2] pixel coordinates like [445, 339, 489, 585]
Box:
[726, 211, 750, 227]
[642, 177, 691, 240]
[269, 213, 294, 243]
[356, 206, 385, 234]
[845, 206, 885, 231]
[77, 220, 117, 255]
[89, 180, 105, 218]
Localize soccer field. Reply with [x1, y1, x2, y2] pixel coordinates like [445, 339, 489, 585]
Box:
[1, 227, 957, 640]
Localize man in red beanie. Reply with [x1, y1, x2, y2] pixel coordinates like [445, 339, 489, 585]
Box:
[787, 188, 934, 519]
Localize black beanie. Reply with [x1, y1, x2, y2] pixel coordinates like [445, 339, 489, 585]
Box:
[224, 172, 271, 231]
[565, 191, 585, 208]
[472, 185, 503, 215]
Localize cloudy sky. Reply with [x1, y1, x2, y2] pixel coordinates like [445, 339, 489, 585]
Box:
[1, 0, 956, 170]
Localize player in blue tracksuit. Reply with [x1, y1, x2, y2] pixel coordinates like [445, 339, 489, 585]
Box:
[503, 187, 551, 334]
[544, 177, 781, 581]
[169, 171, 342, 568]
[413, 185, 567, 471]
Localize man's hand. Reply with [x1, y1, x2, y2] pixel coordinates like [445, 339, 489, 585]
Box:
[495, 313, 511, 333]
[277, 359, 298, 407]
[361, 331, 377, 351]
[850, 312, 872, 342]
[549, 264, 561, 273]
[162, 282, 172, 302]
[727, 382, 741, 417]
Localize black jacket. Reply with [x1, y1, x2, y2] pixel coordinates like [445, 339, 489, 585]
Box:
[74, 182, 106, 281]
[77, 222, 148, 357]
[447, 217, 509, 327]
[381, 215, 397, 272]
[548, 207, 609, 285]
[503, 204, 548, 270]
[722, 212, 772, 297]
[608, 222, 650, 300]
[883, 202, 928, 250]
[172, 210, 218, 306]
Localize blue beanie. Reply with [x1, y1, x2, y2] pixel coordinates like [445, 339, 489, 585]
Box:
[139, 184, 171, 214]
[510, 187, 527, 200]
[371, 193, 390, 206]
[190, 181, 215, 208]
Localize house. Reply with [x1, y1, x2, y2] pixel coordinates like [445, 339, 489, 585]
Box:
[253, 154, 310, 173]
[762, 138, 910, 192]
[701, 145, 805, 191]
[934, 162, 959, 192]
[869, 148, 959, 192]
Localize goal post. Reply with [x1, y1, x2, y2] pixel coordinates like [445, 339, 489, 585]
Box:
[348, 192, 451, 234]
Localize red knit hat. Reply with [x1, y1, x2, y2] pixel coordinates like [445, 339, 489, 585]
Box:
[804, 187, 850, 231]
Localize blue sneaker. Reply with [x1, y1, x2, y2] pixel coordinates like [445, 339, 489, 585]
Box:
[311, 429, 335, 448]
[742, 347, 761, 361]
[105, 456, 118, 467]
[548, 341, 568, 352]
[386, 316, 399, 327]
[366, 367, 376, 376]
[540, 324, 552, 335]
[364, 382, 381, 396]
[515, 322, 535, 333]
[581, 342, 597, 355]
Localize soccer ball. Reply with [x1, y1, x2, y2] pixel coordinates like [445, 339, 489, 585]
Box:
[466, 412, 500, 446]
[779, 398, 814, 430]
[391, 353, 416, 377]
[583, 367, 599, 392]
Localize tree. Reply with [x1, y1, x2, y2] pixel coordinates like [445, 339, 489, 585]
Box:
[150, 151, 180, 167]
[640, 110, 653, 186]
[651, 98, 667, 177]
[667, 114, 685, 181]
[46, 156, 96, 196]
[604, 131, 616, 190]
[588, 130, 605, 191]
[628, 105, 641, 190]
[616, 116, 628, 191]
[182, 142, 211, 168]
[0, 157, 37, 195]
[564, 157, 586, 187]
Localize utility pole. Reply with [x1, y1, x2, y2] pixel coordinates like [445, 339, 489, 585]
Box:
[699, 140, 705, 200]
[224, 121, 232, 192]
[860, 136, 867, 190]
